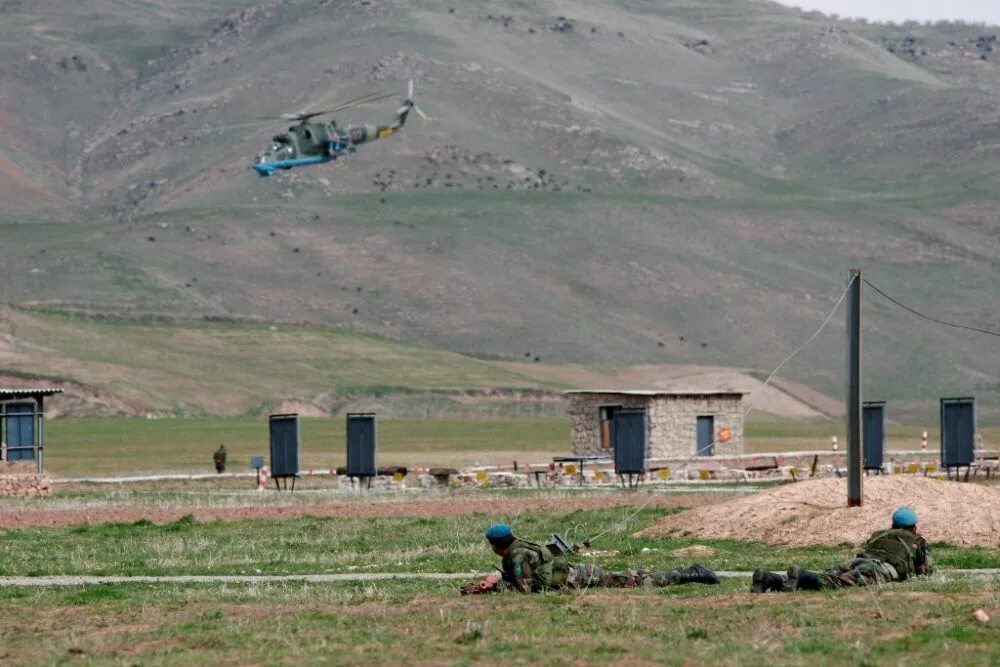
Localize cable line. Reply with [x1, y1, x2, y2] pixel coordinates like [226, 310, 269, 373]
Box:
[742, 276, 854, 417]
[587, 277, 856, 545]
[864, 279, 1000, 338]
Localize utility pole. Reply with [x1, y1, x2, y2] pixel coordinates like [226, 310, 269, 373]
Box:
[846, 269, 863, 506]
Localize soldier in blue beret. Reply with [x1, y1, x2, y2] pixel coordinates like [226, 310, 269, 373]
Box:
[462, 523, 720, 594]
[751, 507, 934, 593]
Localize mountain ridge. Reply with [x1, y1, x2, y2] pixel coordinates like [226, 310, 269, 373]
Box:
[1, 0, 998, 419]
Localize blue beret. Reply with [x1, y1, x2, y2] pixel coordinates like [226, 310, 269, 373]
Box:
[485, 523, 513, 541]
[892, 507, 918, 528]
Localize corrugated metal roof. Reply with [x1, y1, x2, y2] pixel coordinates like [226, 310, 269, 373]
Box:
[563, 389, 745, 397]
[0, 388, 64, 398]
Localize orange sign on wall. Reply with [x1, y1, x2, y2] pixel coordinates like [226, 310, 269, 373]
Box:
[718, 427, 733, 444]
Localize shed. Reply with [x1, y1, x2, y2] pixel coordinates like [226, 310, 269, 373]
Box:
[565, 390, 745, 463]
[1, 388, 63, 472]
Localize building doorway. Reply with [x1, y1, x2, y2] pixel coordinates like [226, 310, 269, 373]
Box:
[696, 415, 715, 456]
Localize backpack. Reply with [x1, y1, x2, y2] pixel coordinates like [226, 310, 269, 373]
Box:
[859, 529, 923, 579]
[503, 539, 561, 590]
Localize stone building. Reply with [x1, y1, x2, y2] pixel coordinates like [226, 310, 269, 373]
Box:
[565, 390, 745, 464]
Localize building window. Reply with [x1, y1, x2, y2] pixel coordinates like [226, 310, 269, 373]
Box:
[598, 406, 621, 449]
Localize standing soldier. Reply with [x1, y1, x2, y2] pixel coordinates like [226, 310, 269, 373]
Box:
[462, 523, 720, 594]
[751, 506, 933, 593]
[213, 444, 227, 474]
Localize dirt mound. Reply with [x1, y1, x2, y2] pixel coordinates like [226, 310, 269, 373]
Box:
[639, 477, 1000, 548]
[0, 371, 149, 418]
[270, 399, 327, 416]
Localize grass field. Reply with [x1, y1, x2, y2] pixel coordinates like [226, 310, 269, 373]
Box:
[1, 580, 997, 665]
[42, 417, 1000, 476]
[2, 504, 998, 576]
[45, 417, 568, 475]
[0, 503, 996, 665]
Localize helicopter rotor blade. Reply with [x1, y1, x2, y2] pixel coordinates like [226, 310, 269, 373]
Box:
[408, 79, 414, 99]
[412, 104, 428, 120]
[315, 90, 396, 115]
[278, 90, 398, 122]
[308, 90, 400, 117]
[195, 118, 280, 135]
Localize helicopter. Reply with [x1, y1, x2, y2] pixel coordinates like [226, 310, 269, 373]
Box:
[252, 80, 427, 176]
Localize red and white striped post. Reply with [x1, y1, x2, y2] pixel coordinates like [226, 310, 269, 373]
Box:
[921, 431, 928, 452]
[257, 465, 269, 490]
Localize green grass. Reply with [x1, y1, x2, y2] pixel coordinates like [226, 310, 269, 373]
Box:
[45, 417, 569, 475]
[0, 579, 996, 665]
[0, 504, 994, 577]
[43, 416, 1000, 476]
[744, 423, 1000, 453]
[0, 503, 996, 665]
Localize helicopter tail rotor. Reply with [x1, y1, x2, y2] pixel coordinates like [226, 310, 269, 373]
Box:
[394, 80, 429, 126]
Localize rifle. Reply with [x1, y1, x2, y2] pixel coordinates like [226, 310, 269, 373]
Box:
[546, 532, 587, 557]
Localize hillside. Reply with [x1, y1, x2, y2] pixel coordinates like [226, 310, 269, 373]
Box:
[0, 307, 833, 419]
[0, 0, 998, 419]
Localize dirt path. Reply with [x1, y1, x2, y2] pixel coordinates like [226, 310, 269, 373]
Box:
[0, 494, 726, 529]
[0, 570, 995, 587]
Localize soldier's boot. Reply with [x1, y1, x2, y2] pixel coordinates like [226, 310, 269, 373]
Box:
[786, 565, 823, 591]
[670, 563, 721, 586]
[750, 568, 789, 593]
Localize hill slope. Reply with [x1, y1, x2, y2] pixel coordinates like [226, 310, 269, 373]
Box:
[0, 307, 834, 419]
[0, 0, 998, 418]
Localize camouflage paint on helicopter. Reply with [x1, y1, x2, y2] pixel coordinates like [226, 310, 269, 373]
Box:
[253, 81, 427, 176]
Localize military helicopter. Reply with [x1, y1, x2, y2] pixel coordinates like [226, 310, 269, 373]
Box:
[252, 80, 427, 176]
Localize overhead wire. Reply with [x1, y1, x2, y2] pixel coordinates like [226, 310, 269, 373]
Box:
[574, 273, 994, 589]
[863, 278, 1000, 338]
[585, 276, 855, 546]
[741, 277, 854, 417]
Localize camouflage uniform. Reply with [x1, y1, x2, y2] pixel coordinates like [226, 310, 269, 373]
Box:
[818, 528, 933, 588]
[498, 538, 717, 593]
[213, 445, 227, 474]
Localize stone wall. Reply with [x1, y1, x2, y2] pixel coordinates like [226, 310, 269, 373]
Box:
[568, 393, 650, 456]
[568, 392, 744, 460]
[647, 394, 743, 459]
[0, 461, 52, 497]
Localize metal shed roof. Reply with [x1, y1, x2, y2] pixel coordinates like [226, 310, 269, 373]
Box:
[563, 389, 745, 397]
[0, 388, 64, 400]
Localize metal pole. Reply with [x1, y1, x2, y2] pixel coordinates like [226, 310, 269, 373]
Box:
[846, 269, 863, 506]
[37, 401, 44, 474]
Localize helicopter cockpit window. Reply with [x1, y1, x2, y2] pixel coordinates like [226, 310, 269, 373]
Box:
[258, 136, 295, 164]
